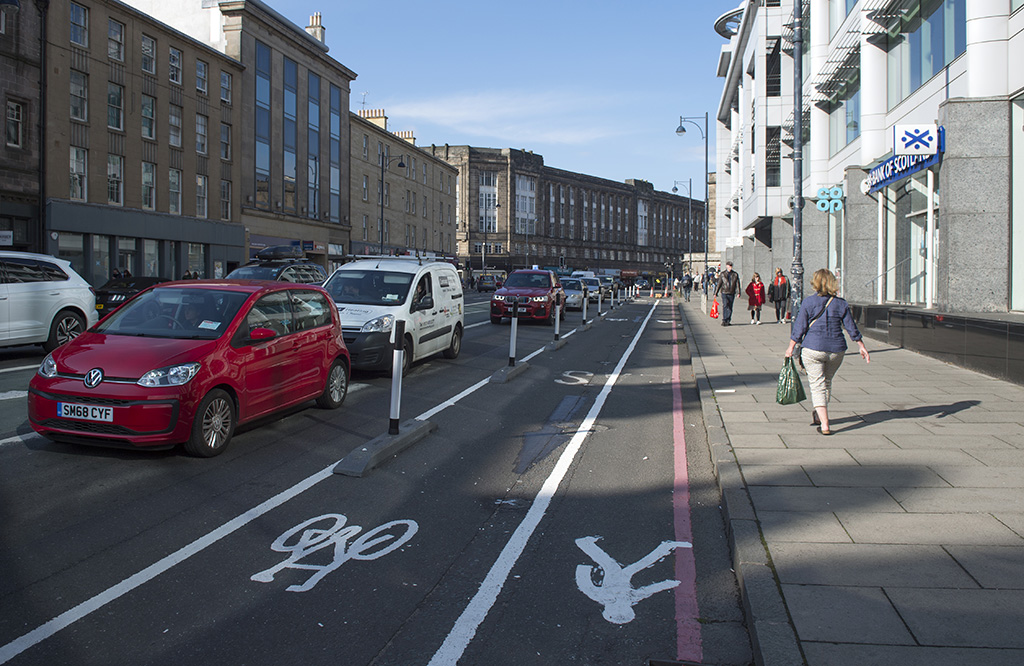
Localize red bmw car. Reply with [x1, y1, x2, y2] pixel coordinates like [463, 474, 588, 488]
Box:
[490, 269, 565, 325]
[28, 281, 349, 457]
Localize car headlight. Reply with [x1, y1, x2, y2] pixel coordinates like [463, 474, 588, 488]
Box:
[530, 296, 548, 302]
[137, 362, 201, 387]
[360, 314, 394, 334]
[38, 354, 57, 378]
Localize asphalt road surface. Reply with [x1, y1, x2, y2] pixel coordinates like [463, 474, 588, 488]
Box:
[0, 292, 751, 666]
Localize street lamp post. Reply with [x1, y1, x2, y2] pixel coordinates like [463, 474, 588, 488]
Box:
[676, 112, 709, 287]
[672, 178, 693, 274]
[379, 153, 406, 255]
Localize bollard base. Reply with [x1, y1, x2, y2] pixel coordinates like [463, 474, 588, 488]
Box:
[580, 320, 593, 331]
[333, 418, 437, 477]
[546, 337, 569, 352]
[490, 361, 530, 384]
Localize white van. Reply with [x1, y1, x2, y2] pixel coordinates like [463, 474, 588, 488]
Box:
[323, 257, 464, 372]
[571, 270, 596, 279]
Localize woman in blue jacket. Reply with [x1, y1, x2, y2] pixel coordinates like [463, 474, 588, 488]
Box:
[784, 269, 870, 435]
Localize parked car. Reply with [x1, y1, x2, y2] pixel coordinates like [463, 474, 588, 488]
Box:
[476, 274, 499, 292]
[559, 278, 586, 310]
[490, 269, 565, 325]
[0, 251, 98, 352]
[94, 276, 171, 314]
[323, 257, 464, 373]
[226, 246, 328, 284]
[28, 281, 349, 457]
[579, 276, 603, 302]
[598, 275, 616, 298]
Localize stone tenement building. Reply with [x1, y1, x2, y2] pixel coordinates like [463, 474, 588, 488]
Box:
[424, 145, 707, 277]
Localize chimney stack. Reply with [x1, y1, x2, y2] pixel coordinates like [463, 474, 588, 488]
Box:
[305, 13, 325, 43]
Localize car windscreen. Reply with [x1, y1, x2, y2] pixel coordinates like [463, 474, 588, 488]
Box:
[324, 270, 414, 306]
[561, 279, 582, 291]
[226, 265, 282, 280]
[581, 278, 600, 289]
[503, 273, 547, 288]
[95, 287, 250, 339]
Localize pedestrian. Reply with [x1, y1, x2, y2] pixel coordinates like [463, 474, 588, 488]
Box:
[745, 272, 766, 324]
[783, 268, 870, 435]
[767, 267, 791, 323]
[713, 261, 740, 326]
[111, 268, 122, 279]
[122, 267, 132, 278]
[681, 271, 693, 302]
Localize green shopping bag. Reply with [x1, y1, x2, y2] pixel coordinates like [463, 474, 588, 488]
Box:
[776, 356, 807, 405]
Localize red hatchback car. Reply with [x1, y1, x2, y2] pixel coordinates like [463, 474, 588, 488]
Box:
[28, 281, 349, 457]
[490, 269, 565, 325]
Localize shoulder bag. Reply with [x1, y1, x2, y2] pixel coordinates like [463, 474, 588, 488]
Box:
[794, 296, 834, 372]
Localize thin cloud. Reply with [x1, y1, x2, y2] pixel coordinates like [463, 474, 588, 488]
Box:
[386, 90, 623, 145]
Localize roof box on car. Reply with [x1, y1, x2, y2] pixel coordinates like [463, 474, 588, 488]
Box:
[255, 245, 305, 261]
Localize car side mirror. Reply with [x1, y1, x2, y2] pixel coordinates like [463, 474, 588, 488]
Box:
[413, 296, 434, 312]
[250, 326, 276, 341]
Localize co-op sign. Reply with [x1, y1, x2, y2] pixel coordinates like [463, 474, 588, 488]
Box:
[866, 125, 945, 194]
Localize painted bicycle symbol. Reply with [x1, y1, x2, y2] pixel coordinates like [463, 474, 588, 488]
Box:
[575, 536, 692, 624]
[251, 513, 418, 592]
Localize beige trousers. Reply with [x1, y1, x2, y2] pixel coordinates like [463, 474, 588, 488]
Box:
[801, 348, 845, 408]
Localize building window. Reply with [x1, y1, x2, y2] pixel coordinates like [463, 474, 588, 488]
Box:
[220, 71, 232, 104]
[220, 123, 231, 161]
[69, 147, 87, 200]
[142, 162, 155, 209]
[141, 95, 155, 139]
[307, 72, 321, 218]
[329, 84, 342, 222]
[362, 175, 368, 201]
[69, 2, 88, 47]
[886, 0, 966, 110]
[827, 67, 861, 154]
[107, 83, 123, 130]
[70, 71, 87, 121]
[196, 60, 208, 94]
[169, 168, 182, 214]
[220, 180, 231, 220]
[196, 114, 207, 154]
[196, 174, 208, 218]
[6, 101, 23, 148]
[766, 126, 782, 187]
[107, 154, 123, 205]
[254, 40, 271, 209]
[283, 57, 297, 213]
[362, 215, 368, 240]
[168, 47, 182, 84]
[766, 38, 781, 97]
[362, 134, 368, 159]
[108, 19, 124, 61]
[0, 11, 6, 34]
[141, 35, 156, 74]
[169, 104, 182, 147]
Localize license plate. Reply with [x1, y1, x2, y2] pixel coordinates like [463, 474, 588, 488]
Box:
[96, 304, 104, 310]
[57, 402, 114, 422]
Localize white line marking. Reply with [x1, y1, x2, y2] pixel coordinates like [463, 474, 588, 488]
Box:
[0, 391, 27, 401]
[0, 365, 39, 375]
[428, 301, 659, 665]
[0, 433, 43, 448]
[0, 314, 596, 662]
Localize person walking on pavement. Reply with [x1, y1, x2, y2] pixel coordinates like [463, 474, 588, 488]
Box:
[714, 261, 740, 326]
[767, 267, 791, 323]
[681, 271, 693, 302]
[784, 268, 870, 435]
[745, 272, 766, 324]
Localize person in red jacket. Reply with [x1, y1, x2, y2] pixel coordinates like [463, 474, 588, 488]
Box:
[745, 272, 766, 325]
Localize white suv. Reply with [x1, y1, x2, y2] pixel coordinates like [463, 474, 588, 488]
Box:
[0, 251, 98, 352]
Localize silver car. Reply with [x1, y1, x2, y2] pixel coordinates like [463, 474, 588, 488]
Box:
[579, 276, 602, 302]
[0, 251, 98, 352]
[560, 278, 585, 310]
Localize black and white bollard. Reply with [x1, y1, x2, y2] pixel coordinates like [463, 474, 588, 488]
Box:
[597, 291, 603, 316]
[582, 291, 588, 324]
[508, 297, 519, 367]
[553, 299, 561, 341]
[389, 319, 405, 435]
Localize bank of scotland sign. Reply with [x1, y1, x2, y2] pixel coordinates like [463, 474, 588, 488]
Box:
[894, 124, 938, 156]
[867, 126, 945, 194]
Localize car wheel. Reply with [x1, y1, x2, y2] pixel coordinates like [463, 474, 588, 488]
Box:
[559, 303, 566, 321]
[546, 305, 555, 326]
[490, 316, 502, 325]
[401, 336, 413, 375]
[316, 359, 348, 409]
[184, 388, 235, 457]
[43, 310, 86, 353]
[443, 325, 462, 359]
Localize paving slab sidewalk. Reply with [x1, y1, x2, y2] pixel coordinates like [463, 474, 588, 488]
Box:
[677, 296, 1024, 666]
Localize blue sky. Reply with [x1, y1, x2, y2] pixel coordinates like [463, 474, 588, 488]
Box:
[277, 0, 735, 201]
